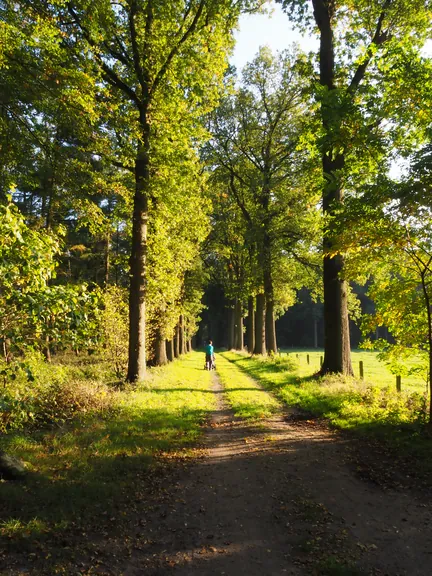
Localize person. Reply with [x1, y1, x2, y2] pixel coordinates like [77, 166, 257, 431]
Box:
[205, 339, 215, 370]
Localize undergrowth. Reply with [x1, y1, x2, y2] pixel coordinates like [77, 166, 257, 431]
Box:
[0, 352, 214, 547]
[0, 351, 118, 433]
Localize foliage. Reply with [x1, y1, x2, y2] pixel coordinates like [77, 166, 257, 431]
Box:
[206, 47, 321, 330]
[0, 351, 115, 433]
[0, 199, 103, 356]
[99, 286, 129, 379]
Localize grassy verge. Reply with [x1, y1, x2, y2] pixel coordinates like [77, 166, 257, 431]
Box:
[220, 351, 432, 477]
[0, 352, 214, 547]
[216, 352, 281, 419]
[281, 348, 427, 393]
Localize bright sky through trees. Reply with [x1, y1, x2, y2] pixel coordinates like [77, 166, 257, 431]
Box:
[232, 2, 431, 71]
[231, 3, 317, 70]
[232, 2, 432, 182]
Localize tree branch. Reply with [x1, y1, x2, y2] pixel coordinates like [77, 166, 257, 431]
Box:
[349, 0, 392, 91]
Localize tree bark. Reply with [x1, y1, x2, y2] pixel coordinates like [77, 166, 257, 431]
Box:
[263, 235, 277, 354]
[247, 295, 255, 353]
[228, 304, 235, 350]
[166, 339, 174, 362]
[312, 0, 353, 376]
[179, 314, 185, 355]
[234, 298, 243, 350]
[174, 323, 180, 358]
[43, 335, 51, 363]
[153, 328, 168, 366]
[254, 293, 266, 355]
[104, 231, 110, 287]
[127, 125, 150, 382]
[419, 270, 432, 424]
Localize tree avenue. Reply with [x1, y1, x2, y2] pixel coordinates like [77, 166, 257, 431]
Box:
[278, 0, 432, 375]
[206, 48, 321, 354]
[1, 0, 432, 427]
[24, 0, 261, 382]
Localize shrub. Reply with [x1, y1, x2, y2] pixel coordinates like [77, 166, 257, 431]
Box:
[0, 351, 116, 433]
[99, 287, 128, 379]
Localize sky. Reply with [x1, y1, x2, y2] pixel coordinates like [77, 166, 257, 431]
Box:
[231, 3, 317, 70]
[231, 2, 432, 70]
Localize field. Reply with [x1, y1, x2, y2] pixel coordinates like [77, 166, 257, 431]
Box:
[280, 348, 428, 393]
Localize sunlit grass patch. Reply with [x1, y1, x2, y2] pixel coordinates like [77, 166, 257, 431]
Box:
[281, 348, 428, 393]
[0, 352, 215, 547]
[226, 351, 428, 431]
[0, 517, 48, 539]
[217, 352, 281, 419]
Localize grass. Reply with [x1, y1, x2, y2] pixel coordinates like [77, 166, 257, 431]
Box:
[281, 348, 428, 393]
[0, 352, 215, 545]
[221, 351, 432, 480]
[216, 352, 281, 419]
[221, 350, 429, 433]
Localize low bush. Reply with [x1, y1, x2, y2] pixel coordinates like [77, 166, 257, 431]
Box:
[0, 351, 116, 433]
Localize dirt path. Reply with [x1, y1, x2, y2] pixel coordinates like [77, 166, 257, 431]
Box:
[120, 370, 432, 576]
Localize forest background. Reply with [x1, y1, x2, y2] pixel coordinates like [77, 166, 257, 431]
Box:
[1, 0, 432, 433]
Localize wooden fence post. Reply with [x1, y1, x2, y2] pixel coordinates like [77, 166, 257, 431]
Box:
[359, 361, 364, 380]
[396, 375, 401, 392]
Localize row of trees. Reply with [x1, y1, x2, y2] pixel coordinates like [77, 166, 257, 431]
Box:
[2, 0, 432, 425]
[201, 0, 432, 421]
[1, 0, 266, 372]
[204, 48, 320, 355]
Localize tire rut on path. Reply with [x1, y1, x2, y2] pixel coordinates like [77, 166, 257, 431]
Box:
[123, 367, 432, 576]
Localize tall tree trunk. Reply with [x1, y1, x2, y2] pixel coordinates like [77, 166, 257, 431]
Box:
[153, 328, 168, 366]
[313, 0, 353, 376]
[234, 298, 243, 350]
[174, 323, 180, 358]
[188, 338, 193, 352]
[166, 339, 174, 362]
[228, 304, 235, 350]
[247, 295, 255, 353]
[419, 271, 432, 424]
[263, 235, 277, 354]
[179, 314, 185, 355]
[265, 301, 277, 354]
[127, 129, 150, 382]
[254, 293, 266, 355]
[321, 171, 353, 375]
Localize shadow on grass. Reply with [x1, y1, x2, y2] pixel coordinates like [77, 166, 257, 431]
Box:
[152, 387, 264, 394]
[0, 404, 212, 548]
[221, 352, 432, 483]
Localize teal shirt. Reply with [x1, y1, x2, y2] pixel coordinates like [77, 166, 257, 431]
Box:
[205, 344, 214, 355]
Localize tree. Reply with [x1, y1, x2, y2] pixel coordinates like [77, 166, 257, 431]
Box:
[278, 0, 432, 374]
[338, 134, 432, 423]
[207, 48, 321, 353]
[40, 0, 265, 382]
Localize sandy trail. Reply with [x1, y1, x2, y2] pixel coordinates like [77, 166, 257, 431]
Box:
[121, 371, 432, 576]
